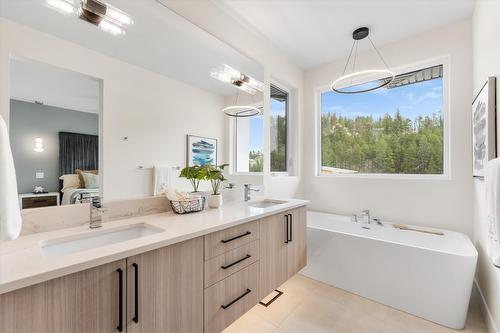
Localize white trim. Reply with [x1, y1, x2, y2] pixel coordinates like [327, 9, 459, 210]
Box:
[474, 280, 499, 333]
[315, 56, 451, 180]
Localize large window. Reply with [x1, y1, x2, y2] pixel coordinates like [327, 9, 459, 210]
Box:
[234, 114, 263, 173]
[270, 84, 288, 173]
[320, 64, 444, 176]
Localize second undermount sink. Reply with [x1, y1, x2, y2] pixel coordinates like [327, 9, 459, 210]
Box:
[248, 199, 288, 209]
[40, 223, 164, 257]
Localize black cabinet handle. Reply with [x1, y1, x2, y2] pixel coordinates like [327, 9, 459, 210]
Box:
[221, 231, 251, 243]
[284, 214, 289, 244]
[288, 214, 293, 242]
[221, 289, 252, 309]
[116, 268, 124, 332]
[221, 254, 251, 270]
[132, 263, 139, 324]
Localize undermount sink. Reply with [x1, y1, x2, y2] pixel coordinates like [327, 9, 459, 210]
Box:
[40, 223, 164, 256]
[248, 199, 288, 209]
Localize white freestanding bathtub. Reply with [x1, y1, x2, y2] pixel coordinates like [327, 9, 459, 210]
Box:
[301, 211, 478, 329]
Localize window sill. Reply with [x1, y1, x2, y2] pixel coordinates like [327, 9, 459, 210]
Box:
[315, 173, 450, 181]
[230, 172, 264, 176]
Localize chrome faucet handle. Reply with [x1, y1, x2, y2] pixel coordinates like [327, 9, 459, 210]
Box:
[360, 209, 371, 224]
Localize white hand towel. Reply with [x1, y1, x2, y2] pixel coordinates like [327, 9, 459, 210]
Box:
[485, 157, 500, 267]
[153, 166, 176, 196]
[0, 115, 22, 240]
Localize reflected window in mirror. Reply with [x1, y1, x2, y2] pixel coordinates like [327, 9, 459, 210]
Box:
[234, 115, 264, 173]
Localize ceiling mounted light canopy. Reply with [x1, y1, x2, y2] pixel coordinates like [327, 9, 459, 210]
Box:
[331, 27, 394, 94]
[211, 64, 264, 118]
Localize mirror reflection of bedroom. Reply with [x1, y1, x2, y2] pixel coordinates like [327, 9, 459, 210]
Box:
[9, 58, 101, 209]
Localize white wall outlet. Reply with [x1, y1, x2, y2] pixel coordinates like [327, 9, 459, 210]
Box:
[35, 172, 44, 179]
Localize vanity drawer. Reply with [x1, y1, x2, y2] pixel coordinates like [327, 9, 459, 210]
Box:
[204, 221, 259, 260]
[204, 261, 260, 333]
[205, 240, 259, 288]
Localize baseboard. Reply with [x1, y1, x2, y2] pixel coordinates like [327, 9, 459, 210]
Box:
[474, 280, 499, 333]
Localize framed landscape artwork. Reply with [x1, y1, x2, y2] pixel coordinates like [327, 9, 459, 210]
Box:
[186, 135, 217, 167]
[472, 77, 497, 177]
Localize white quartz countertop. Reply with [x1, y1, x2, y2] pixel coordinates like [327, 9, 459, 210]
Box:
[0, 198, 308, 294]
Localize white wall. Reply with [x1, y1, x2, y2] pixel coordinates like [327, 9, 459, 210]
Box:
[0, 18, 225, 200]
[303, 19, 473, 235]
[472, 1, 500, 331]
[163, 0, 304, 199]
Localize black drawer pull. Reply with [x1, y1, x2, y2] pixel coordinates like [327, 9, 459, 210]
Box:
[284, 215, 289, 244]
[288, 214, 293, 242]
[132, 263, 139, 323]
[221, 289, 252, 309]
[221, 254, 251, 270]
[116, 268, 124, 332]
[221, 231, 251, 243]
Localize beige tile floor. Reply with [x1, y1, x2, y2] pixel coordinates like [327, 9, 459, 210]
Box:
[223, 274, 488, 333]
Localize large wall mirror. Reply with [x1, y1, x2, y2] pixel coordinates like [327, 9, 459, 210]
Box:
[10, 58, 102, 209]
[1, 0, 264, 208]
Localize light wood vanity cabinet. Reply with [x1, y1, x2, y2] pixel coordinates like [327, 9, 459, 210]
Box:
[126, 237, 204, 333]
[0, 205, 307, 333]
[260, 206, 307, 298]
[0, 259, 126, 333]
[0, 237, 203, 333]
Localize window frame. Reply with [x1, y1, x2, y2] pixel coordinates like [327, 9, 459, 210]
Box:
[270, 81, 291, 176]
[315, 57, 451, 180]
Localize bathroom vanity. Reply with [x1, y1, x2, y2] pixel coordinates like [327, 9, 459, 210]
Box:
[0, 200, 307, 333]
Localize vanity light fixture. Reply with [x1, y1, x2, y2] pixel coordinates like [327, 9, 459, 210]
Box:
[46, 0, 133, 36]
[34, 138, 45, 153]
[78, 0, 133, 36]
[211, 64, 264, 95]
[46, 0, 75, 14]
[331, 27, 394, 94]
[211, 64, 264, 117]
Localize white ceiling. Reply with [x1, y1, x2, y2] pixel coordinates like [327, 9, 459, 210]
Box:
[0, 0, 263, 96]
[215, 0, 475, 69]
[11, 58, 100, 113]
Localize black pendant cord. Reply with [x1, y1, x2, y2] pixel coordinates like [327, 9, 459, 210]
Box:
[368, 36, 391, 71]
[350, 41, 359, 86]
[341, 40, 356, 77]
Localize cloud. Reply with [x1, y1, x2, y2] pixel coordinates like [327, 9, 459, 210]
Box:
[405, 93, 415, 101]
[418, 91, 441, 101]
[432, 86, 442, 91]
[323, 106, 347, 114]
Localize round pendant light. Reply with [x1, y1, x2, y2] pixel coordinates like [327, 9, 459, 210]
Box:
[222, 105, 262, 117]
[331, 27, 394, 94]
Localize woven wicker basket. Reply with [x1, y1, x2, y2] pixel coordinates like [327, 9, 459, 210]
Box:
[170, 197, 205, 214]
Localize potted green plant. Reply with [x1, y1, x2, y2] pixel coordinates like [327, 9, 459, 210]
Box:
[204, 164, 228, 208]
[179, 165, 205, 193]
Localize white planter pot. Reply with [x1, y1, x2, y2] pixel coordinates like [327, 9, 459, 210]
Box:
[207, 194, 223, 208]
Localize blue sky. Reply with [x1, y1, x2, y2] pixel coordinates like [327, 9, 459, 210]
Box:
[321, 77, 443, 120]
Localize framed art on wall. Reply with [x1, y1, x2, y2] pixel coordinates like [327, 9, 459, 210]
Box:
[472, 77, 497, 178]
[186, 135, 217, 167]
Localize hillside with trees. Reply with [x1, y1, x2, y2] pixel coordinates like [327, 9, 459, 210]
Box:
[321, 110, 443, 174]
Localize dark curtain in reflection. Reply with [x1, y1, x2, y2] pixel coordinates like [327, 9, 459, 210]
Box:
[59, 132, 98, 175]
